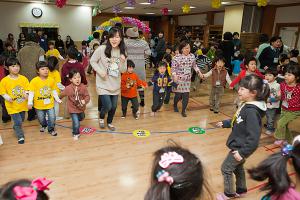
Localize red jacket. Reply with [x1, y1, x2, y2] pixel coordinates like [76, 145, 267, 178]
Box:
[230, 69, 264, 88]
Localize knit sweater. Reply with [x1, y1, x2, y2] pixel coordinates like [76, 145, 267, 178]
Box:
[90, 45, 127, 95]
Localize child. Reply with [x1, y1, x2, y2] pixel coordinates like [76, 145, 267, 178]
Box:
[289, 49, 299, 64]
[230, 57, 264, 89]
[265, 69, 281, 135]
[48, 56, 65, 120]
[62, 47, 87, 87]
[216, 74, 270, 199]
[2, 42, 16, 58]
[277, 54, 290, 83]
[231, 54, 244, 77]
[87, 43, 100, 74]
[162, 54, 173, 104]
[81, 40, 90, 70]
[150, 61, 176, 116]
[0, 177, 52, 200]
[0, 55, 11, 123]
[196, 48, 212, 71]
[60, 69, 90, 140]
[121, 60, 147, 119]
[248, 136, 300, 200]
[28, 61, 62, 136]
[45, 42, 64, 60]
[203, 57, 232, 114]
[0, 58, 29, 144]
[274, 64, 300, 144]
[144, 144, 212, 200]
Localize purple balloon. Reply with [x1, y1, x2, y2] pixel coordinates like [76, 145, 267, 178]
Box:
[127, 0, 136, 7]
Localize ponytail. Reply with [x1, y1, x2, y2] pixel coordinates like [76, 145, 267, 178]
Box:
[248, 152, 290, 196]
[258, 80, 270, 102]
[248, 141, 300, 198]
[145, 182, 171, 200]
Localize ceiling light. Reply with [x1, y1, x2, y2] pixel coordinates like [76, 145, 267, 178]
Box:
[190, 6, 196, 9]
[145, 12, 155, 14]
[221, 1, 231, 5]
[124, 7, 135, 9]
[139, 2, 151, 5]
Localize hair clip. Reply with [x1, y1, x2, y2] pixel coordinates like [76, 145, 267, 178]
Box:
[158, 152, 184, 169]
[156, 170, 174, 185]
[263, 79, 268, 84]
[293, 135, 300, 146]
[282, 144, 294, 156]
[14, 178, 53, 200]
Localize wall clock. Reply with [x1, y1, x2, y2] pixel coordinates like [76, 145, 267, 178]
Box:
[32, 8, 43, 18]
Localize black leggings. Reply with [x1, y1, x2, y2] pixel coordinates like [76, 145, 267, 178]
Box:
[174, 92, 189, 113]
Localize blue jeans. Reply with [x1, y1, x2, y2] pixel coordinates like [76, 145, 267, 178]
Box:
[11, 111, 25, 139]
[99, 95, 118, 124]
[36, 108, 56, 132]
[71, 113, 85, 135]
[266, 108, 277, 132]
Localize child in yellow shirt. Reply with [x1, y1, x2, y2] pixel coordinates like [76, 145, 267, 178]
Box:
[0, 58, 29, 144]
[48, 56, 65, 120]
[45, 42, 64, 60]
[28, 61, 62, 136]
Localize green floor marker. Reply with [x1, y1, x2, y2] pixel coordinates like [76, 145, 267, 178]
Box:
[188, 127, 206, 134]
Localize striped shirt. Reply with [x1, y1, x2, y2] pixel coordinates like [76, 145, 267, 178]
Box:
[196, 55, 212, 70]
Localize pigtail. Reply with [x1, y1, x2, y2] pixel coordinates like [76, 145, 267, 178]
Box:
[248, 152, 290, 197]
[144, 182, 171, 200]
[260, 80, 270, 102]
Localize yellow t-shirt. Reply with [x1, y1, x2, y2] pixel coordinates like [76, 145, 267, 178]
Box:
[29, 76, 56, 110]
[45, 49, 60, 58]
[48, 70, 61, 94]
[0, 75, 29, 114]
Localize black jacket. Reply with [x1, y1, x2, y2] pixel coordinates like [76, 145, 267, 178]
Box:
[155, 38, 166, 56]
[222, 102, 266, 158]
[258, 46, 280, 71]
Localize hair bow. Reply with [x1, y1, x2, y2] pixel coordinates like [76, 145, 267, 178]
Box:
[282, 144, 294, 156]
[156, 170, 174, 185]
[159, 152, 184, 169]
[14, 178, 53, 200]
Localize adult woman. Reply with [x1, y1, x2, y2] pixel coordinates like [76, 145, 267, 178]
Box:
[90, 27, 127, 131]
[17, 33, 26, 50]
[55, 35, 65, 56]
[171, 41, 203, 117]
[258, 36, 281, 71]
[65, 35, 74, 50]
[125, 27, 151, 107]
[155, 31, 166, 66]
[255, 33, 269, 69]
[6, 33, 17, 51]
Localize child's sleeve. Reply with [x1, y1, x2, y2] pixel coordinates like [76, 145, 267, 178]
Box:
[226, 72, 232, 86]
[222, 119, 232, 128]
[203, 70, 212, 78]
[83, 86, 91, 104]
[0, 79, 6, 95]
[238, 110, 261, 158]
[136, 75, 147, 88]
[230, 73, 242, 88]
[59, 86, 69, 99]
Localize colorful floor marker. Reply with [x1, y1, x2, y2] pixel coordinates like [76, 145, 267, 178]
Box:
[132, 129, 151, 138]
[80, 127, 96, 135]
[188, 127, 206, 134]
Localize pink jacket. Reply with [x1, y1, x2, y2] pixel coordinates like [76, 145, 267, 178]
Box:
[271, 187, 300, 200]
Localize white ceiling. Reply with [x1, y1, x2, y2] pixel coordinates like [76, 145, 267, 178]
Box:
[2, 0, 300, 15]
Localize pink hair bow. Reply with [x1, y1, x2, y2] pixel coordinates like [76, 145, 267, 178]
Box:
[14, 178, 53, 200]
[159, 152, 184, 169]
[156, 170, 174, 185]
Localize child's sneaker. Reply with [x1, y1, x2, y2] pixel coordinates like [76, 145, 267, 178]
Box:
[99, 119, 105, 129]
[49, 131, 57, 136]
[133, 113, 139, 120]
[121, 115, 126, 119]
[107, 124, 115, 131]
[150, 112, 155, 117]
[18, 137, 25, 144]
[56, 116, 64, 121]
[274, 140, 285, 146]
[216, 193, 241, 200]
[73, 134, 80, 141]
[40, 127, 47, 133]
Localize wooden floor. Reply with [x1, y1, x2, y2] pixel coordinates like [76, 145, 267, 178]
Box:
[0, 70, 299, 200]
